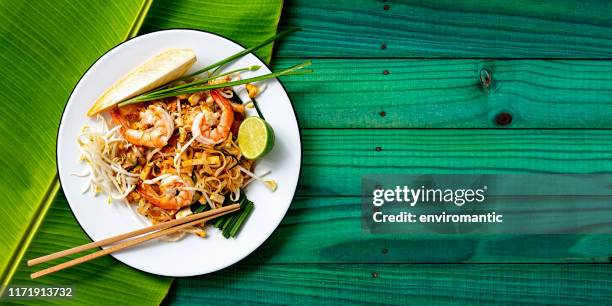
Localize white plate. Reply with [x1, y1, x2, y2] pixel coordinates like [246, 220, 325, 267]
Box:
[57, 29, 301, 277]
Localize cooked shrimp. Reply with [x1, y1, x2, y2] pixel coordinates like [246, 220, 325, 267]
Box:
[138, 175, 194, 210]
[192, 90, 234, 144]
[112, 104, 174, 148]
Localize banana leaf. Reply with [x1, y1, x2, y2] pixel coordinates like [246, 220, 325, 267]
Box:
[2, 0, 282, 304]
[141, 0, 284, 63]
[8, 192, 172, 305]
[0, 0, 151, 281]
[0, 0, 173, 304]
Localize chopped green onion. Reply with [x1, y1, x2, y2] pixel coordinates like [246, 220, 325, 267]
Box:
[221, 214, 240, 238]
[209, 191, 255, 238]
[228, 201, 254, 238]
[193, 203, 209, 214]
[213, 216, 224, 228]
[219, 217, 232, 231]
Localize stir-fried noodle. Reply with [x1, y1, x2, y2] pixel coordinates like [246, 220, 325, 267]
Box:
[77, 77, 273, 240]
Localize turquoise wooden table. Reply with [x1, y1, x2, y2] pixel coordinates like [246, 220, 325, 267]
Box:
[142, 0, 612, 304]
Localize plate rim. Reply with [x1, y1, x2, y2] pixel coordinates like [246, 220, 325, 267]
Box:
[55, 28, 303, 277]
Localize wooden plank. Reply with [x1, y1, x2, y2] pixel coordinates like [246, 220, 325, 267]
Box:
[239, 129, 612, 263]
[275, 0, 612, 58]
[297, 129, 612, 196]
[165, 264, 612, 305]
[241, 197, 611, 263]
[271, 59, 612, 128]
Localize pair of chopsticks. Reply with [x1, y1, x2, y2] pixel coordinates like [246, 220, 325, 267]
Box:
[28, 203, 240, 279]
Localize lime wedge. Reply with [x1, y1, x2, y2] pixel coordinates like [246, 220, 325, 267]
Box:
[238, 117, 275, 159]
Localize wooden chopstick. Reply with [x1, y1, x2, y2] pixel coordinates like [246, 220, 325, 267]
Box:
[28, 203, 240, 267]
[30, 204, 240, 279]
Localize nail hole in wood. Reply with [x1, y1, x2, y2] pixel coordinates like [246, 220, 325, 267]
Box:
[372, 272, 379, 278]
[383, 4, 390, 10]
[495, 112, 512, 126]
[382, 70, 389, 75]
[375, 146, 382, 152]
[380, 111, 386, 117]
[382, 248, 389, 254]
[380, 43, 387, 50]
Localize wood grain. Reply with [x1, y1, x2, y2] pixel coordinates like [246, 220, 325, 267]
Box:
[167, 264, 612, 305]
[166, 0, 612, 303]
[272, 59, 612, 128]
[297, 129, 612, 196]
[275, 0, 612, 58]
[231, 129, 612, 263]
[240, 197, 612, 263]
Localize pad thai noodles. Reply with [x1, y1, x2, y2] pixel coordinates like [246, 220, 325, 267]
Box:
[74, 29, 311, 241]
[76, 72, 276, 241]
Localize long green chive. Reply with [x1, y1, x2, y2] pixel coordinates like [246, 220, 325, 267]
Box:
[178, 27, 300, 81]
[119, 61, 312, 106]
[151, 65, 260, 96]
[250, 99, 265, 120]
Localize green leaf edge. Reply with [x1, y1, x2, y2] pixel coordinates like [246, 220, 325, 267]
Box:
[0, 0, 154, 289]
